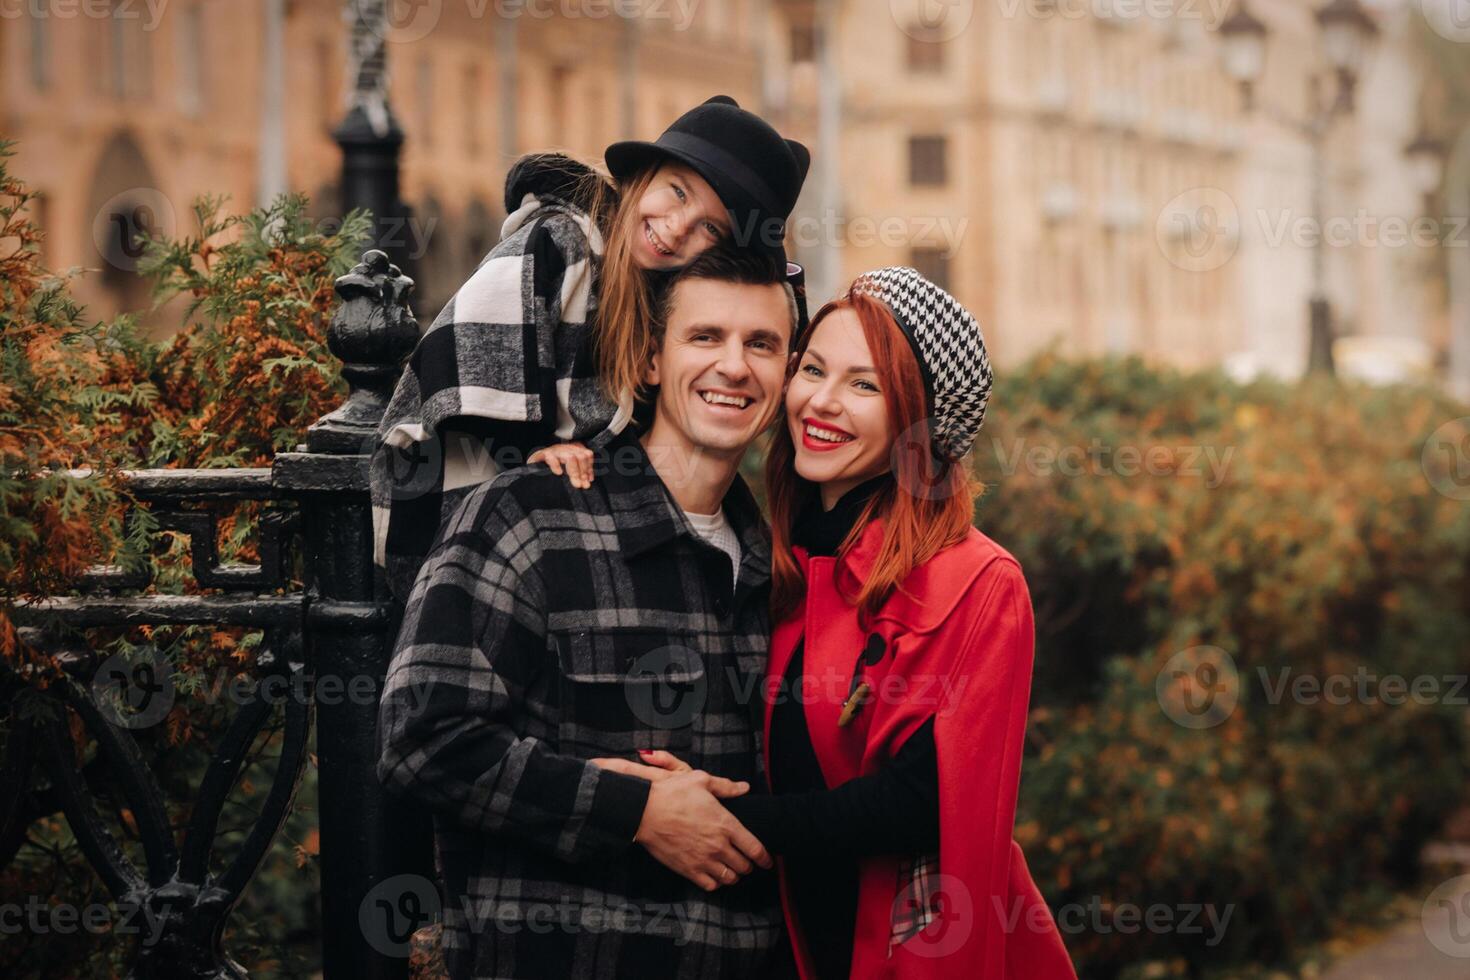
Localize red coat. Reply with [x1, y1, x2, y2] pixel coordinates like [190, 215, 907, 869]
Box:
[762, 518, 1077, 979]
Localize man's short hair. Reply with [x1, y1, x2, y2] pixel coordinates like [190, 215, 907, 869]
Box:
[652, 245, 799, 347]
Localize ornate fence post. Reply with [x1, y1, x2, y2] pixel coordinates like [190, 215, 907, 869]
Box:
[273, 249, 431, 979]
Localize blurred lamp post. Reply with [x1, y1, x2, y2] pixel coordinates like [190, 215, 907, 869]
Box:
[335, 0, 408, 268]
[1422, 122, 1470, 402]
[1217, 0, 1379, 376]
[1405, 126, 1446, 217]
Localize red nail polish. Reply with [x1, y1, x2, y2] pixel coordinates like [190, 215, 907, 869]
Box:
[637, 749, 653, 757]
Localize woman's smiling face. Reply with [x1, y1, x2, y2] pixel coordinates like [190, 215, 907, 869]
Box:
[786, 307, 895, 509]
[631, 162, 731, 270]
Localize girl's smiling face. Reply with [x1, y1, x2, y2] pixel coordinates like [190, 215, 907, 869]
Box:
[786, 307, 895, 510]
[632, 162, 731, 270]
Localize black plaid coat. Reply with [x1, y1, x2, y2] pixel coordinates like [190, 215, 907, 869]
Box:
[376, 430, 784, 979]
[370, 154, 635, 602]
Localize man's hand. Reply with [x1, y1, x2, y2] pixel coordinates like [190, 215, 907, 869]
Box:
[527, 442, 595, 489]
[628, 770, 773, 891]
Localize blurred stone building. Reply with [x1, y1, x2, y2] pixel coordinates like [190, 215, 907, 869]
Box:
[0, 0, 764, 330]
[764, 0, 1440, 376]
[0, 0, 1446, 377]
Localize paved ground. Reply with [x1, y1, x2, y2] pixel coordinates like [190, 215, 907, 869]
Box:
[1321, 852, 1470, 980]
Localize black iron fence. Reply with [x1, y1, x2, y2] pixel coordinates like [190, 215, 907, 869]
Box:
[1, 249, 432, 979]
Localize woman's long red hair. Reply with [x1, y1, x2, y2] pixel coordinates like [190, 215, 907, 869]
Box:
[766, 291, 982, 624]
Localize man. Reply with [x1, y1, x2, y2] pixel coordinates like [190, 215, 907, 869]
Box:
[376, 246, 799, 979]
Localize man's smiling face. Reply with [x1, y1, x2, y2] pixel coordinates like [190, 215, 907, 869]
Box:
[644, 277, 792, 462]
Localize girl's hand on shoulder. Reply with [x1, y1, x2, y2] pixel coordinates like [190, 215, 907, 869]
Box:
[527, 442, 595, 489]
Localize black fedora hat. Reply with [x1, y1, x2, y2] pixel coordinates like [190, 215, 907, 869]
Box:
[604, 95, 811, 261]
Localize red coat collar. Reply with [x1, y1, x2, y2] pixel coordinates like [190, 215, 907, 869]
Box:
[792, 513, 886, 597]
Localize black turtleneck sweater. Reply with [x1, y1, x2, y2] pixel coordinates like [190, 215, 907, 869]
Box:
[723, 475, 940, 980]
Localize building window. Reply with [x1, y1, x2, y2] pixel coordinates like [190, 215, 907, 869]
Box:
[108, 6, 152, 101]
[30, 15, 49, 91]
[464, 64, 482, 154]
[31, 193, 50, 264]
[906, 26, 943, 73]
[790, 22, 816, 63]
[908, 135, 947, 187]
[416, 56, 434, 148]
[316, 36, 336, 130]
[910, 247, 951, 292]
[177, 4, 205, 116]
[111, 14, 129, 98]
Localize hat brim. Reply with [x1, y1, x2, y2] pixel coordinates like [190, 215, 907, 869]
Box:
[603, 140, 787, 261]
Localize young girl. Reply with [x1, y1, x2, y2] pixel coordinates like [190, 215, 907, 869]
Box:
[369, 96, 809, 600]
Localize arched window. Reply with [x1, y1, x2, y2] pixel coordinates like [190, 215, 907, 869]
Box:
[87, 132, 164, 316]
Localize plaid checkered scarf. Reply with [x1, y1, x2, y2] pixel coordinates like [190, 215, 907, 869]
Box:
[369, 154, 633, 601]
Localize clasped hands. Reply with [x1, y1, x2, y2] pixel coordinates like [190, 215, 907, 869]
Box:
[592, 750, 772, 892]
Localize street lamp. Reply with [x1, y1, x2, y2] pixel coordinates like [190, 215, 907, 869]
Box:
[1214, 0, 1380, 375]
[1316, 0, 1378, 111]
[1405, 126, 1447, 214]
[1218, 1, 1266, 110]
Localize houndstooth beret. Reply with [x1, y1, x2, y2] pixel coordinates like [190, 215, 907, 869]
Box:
[848, 266, 993, 461]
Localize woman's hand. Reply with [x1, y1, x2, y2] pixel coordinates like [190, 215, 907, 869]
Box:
[527, 442, 594, 489]
[630, 770, 773, 892]
[588, 749, 696, 783]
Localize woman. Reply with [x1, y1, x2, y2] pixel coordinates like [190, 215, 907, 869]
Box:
[605, 268, 1076, 978]
[369, 95, 809, 600]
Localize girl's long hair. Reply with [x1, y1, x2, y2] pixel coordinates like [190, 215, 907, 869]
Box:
[766, 291, 983, 624]
[575, 165, 661, 405]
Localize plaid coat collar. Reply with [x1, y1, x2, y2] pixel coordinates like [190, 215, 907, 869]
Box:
[600, 428, 772, 591]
